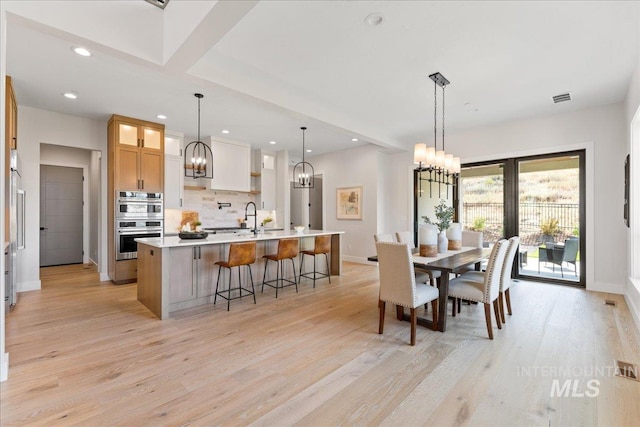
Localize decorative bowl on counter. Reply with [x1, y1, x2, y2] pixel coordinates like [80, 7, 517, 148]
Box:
[294, 225, 305, 233]
[178, 231, 209, 240]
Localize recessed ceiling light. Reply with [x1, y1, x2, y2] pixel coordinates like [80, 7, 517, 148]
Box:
[365, 13, 384, 26]
[306, 149, 312, 153]
[73, 47, 91, 57]
[221, 130, 230, 134]
[157, 114, 167, 120]
[63, 92, 77, 99]
[352, 138, 359, 142]
[269, 141, 277, 145]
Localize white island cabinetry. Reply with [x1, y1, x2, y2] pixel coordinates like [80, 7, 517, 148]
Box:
[136, 230, 343, 319]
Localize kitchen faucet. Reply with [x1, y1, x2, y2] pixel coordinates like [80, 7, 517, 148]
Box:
[245, 202, 258, 235]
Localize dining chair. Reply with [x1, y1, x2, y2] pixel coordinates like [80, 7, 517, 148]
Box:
[447, 239, 508, 339]
[454, 231, 484, 276]
[498, 236, 520, 323]
[376, 242, 439, 345]
[395, 231, 441, 287]
[374, 233, 430, 284]
[373, 233, 395, 243]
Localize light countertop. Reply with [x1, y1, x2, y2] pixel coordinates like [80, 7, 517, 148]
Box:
[137, 229, 344, 249]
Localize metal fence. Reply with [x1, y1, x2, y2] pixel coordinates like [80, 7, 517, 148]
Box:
[462, 202, 579, 246]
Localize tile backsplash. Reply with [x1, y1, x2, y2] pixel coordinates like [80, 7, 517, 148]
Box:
[165, 189, 277, 233]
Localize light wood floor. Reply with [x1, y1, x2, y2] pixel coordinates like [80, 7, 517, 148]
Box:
[2, 262, 640, 426]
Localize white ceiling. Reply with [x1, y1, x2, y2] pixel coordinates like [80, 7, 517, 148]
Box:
[4, 1, 639, 162]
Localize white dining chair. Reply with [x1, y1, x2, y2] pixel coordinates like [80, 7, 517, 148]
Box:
[395, 231, 441, 287]
[373, 233, 394, 243]
[447, 239, 508, 339]
[376, 242, 439, 345]
[498, 236, 520, 323]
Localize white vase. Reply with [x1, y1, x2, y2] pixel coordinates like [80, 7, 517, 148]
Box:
[437, 230, 448, 253]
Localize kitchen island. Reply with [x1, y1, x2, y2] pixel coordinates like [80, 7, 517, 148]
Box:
[135, 230, 343, 319]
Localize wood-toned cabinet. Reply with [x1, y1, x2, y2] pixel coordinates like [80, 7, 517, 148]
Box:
[5, 76, 18, 241]
[109, 115, 164, 192]
[107, 114, 164, 284]
[6, 76, 18, 150]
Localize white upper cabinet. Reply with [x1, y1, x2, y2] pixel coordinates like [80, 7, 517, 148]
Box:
[204, 137, 251, 192]
[164, 131, 184, 208]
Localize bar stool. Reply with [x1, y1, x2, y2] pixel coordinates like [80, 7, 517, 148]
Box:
[262, 238, 299, 298]
[214, 241, 257, 311]
[299, 235, 331, 287]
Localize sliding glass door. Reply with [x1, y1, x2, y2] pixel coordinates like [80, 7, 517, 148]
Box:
[450, 150, 585, 287]
[516, 153, 584, 285]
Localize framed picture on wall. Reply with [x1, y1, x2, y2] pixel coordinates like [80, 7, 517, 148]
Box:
[336, 186, 362, 220]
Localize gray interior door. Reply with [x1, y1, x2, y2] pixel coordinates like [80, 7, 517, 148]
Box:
[290, 181, 303, 229]
[309, 176, 323, 229]
[40, 165, 83, 266]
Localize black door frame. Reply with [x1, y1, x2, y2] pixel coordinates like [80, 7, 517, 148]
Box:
[414, 150, 586, 287]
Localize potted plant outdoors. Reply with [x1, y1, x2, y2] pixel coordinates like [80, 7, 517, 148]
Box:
[422, 199, 455, 253]
[539, 217, 559, 245]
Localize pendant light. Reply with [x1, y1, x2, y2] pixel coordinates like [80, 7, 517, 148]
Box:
[414, 72, 460, 198]
[184, 93, 213, 179]
[292, 126, 315, 189]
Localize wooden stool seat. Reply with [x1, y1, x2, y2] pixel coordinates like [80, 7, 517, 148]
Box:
[262, 238, 299, 298]
[214, 241, 257, 311]
[299, 235, 331, 287]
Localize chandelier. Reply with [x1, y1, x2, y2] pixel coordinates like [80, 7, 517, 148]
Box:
[184, 93, 213, 179]
[414, 72, 460, 198]
[292, 126, 315, 188]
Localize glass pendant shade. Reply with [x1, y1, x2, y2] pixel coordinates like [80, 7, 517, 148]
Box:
[445, 153, 454, 171]
[414, 143, 427, 165]
[425, 146, 436, 166]
[435, 150, 445, 168]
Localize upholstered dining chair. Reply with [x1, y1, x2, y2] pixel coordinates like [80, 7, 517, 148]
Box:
[376, 242, 439, 346]
[447, 239, 508, 339]
[395, 231, 441, 287]
[373, 233, 395, 243]
[498, 236, 520, 323]
[454, 231, 484, 275]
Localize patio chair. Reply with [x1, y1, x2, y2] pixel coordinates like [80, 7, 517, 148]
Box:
[549, 237, 579, 277]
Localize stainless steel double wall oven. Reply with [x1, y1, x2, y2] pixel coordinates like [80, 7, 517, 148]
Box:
[115, 191, 163, 260]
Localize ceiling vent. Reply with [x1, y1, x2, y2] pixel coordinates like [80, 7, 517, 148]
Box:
[145, 0, 169, 9]
[553, 93, 571, 104]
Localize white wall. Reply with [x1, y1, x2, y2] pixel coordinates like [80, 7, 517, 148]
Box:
[624, 55, 640, 331]
[310, 145, 383, 263]
[17, 106, 108, 290]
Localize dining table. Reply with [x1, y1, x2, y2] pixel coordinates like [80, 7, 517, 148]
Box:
[368, 246, 491, 332]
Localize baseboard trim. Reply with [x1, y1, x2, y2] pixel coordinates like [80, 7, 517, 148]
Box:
[18, 280, 41, 292]
[343, 255, 378, 266]
[100, 273, 110, 282]
[587, 280, 624, 295]
[625, 278, 640, 334]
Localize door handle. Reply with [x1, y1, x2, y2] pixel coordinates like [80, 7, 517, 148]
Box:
[40, 227, 48, 231]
